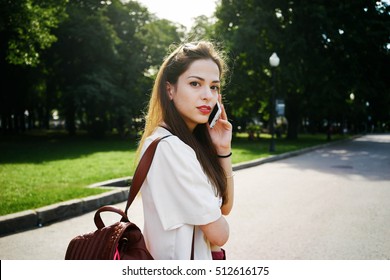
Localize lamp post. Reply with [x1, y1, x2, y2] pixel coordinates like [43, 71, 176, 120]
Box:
[269, 52, 280, 152]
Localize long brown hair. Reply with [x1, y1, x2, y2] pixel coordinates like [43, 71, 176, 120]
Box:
[137, 41, 229, 204]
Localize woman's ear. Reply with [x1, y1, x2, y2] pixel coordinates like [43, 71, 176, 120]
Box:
[166, 82, 174, 100]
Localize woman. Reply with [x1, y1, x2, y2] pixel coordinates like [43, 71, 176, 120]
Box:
[137, 41, 234, 260]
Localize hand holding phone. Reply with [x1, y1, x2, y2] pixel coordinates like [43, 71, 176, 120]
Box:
[208, 102, 222, 128]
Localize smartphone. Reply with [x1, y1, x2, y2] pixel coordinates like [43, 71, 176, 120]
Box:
[208, 102, 222, 128]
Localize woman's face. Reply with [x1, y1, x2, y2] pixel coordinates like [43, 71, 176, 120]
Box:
[167, 59, 220, 131]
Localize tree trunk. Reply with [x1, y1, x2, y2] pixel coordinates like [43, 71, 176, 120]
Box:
[285, 92, 301, 140]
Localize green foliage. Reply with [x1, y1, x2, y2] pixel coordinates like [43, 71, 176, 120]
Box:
[215, 0, 390, 137]
[1, 0, 68, 66]
[139, 19, 185, 67]
[0, 0, 389, 138]
[187, 15, 216, 40]
[0, 0, 184, 137]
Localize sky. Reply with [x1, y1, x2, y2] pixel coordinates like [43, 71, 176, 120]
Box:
[136, 0, 218, 30]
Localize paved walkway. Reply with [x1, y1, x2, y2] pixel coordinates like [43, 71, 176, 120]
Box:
[1, 134, 389, 259]
[225, 134, 390, 259]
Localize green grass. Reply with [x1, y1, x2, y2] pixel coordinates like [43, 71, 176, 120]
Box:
[0, 130, 349, 215]
[0, 131, 138, 215]
[231, 133, 346, 164]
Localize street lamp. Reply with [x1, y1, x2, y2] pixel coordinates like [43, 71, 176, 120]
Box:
[269, 52, 280, 152]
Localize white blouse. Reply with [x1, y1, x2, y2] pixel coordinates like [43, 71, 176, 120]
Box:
[140, 127, 221, 259]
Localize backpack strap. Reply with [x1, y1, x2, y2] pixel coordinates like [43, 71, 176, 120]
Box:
[123, 134, 197, 260]
[124, 135, 171, 215]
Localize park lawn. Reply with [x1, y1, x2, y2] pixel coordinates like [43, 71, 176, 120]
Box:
[0, 132, 138, 216]
[0, 131, 348, 215]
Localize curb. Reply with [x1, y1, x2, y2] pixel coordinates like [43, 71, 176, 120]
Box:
[0, 136, 358, 236]
[0, 188, 129, 236]
[232, 142, 331, 171]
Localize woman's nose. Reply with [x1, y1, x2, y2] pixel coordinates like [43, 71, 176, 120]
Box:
[201, 87, 213, 100]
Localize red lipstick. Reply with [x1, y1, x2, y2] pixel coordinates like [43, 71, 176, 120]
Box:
[197, 105, 211, 114]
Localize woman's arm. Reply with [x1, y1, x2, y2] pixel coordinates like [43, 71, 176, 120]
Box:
[209, 94, 234, 216]
[199, 216, 229, 247]
[204, 94, 234, 247]
[220, 155, 234, 215]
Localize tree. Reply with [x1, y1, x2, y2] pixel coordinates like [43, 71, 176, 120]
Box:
[215, 0, 390, 138]
[188, 15, 216, 40]
[1, 0, 186, 136]
[0, 0, 67, 66]
[43, 0, 184, 136]
[215, 0, 282, 132]
[45, 0, 121, 136]
[0, 0, 67, 132]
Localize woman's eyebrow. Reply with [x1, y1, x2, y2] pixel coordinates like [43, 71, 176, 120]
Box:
[187, 75, 220, 83]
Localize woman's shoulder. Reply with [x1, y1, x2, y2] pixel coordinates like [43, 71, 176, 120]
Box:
[145, 127, 174, 143]
[144, 127, 194, 156]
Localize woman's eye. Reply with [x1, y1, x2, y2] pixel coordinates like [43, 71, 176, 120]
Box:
[190, 81, 200, 87]
[211, 85, 220, 92]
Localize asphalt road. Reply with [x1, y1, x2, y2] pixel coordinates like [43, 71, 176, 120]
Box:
[1, 134, 389, 260]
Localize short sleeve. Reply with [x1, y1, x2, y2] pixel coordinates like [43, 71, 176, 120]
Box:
[143, 136, 221, 231]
